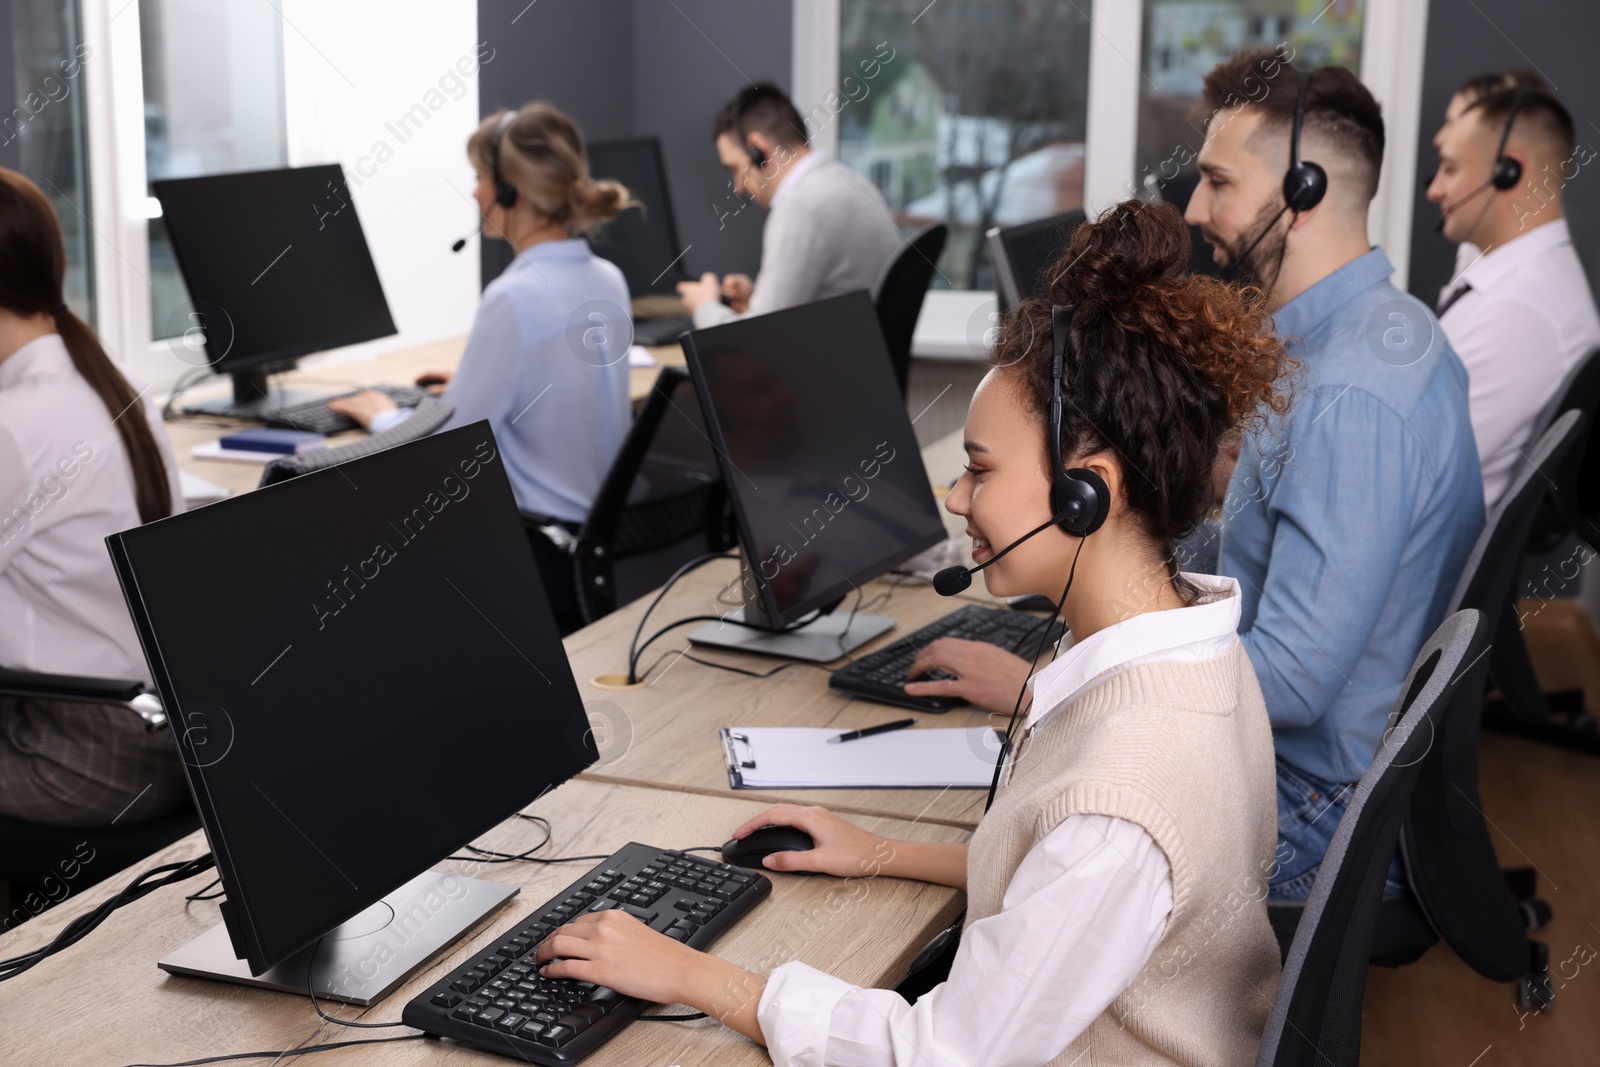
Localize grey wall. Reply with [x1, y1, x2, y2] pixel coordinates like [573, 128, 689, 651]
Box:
[476, 0, 791, 286]
[0, 0, 16, 172]
[1407, 0, 1600, 306]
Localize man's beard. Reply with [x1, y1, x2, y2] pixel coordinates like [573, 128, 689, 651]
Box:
[1221, 201, 1291, 291]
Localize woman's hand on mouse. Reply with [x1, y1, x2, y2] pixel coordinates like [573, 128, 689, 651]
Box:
[730, 804, 893, 877]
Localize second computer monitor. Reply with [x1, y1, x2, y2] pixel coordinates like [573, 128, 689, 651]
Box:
[988, 209, 1087, 311]
[585, 137, 688, 297]
[682, 291, 947, 628]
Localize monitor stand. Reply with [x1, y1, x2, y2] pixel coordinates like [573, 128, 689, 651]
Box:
[157, 870, 517, 1006]
[183, 366, 334, 423]
[685, 554, 895, 663]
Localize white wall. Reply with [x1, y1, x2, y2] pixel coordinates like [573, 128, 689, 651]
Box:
[277, 0, 483, 369]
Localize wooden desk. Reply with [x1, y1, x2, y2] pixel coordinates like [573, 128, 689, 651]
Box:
[0, 778, 966, 1066]
[169, 334, 687, 498]
[564, 429, 1005, 832]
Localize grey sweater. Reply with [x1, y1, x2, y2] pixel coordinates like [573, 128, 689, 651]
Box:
[692, 156, 904, 328]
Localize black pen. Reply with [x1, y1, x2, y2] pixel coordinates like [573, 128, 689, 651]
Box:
[829, 718, 916, 744]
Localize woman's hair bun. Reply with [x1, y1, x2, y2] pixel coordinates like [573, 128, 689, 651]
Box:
[1050, 199, 1189, 311]
[569, 177, 629, 227]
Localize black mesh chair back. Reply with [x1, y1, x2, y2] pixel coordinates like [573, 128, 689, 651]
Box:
[872, 222, 948, 396]
[1393, 410, 1585, 981]
[1525, 348, 1600, 552]
[1257, 609, 1489, 1067]
[571, 366, 732, 624]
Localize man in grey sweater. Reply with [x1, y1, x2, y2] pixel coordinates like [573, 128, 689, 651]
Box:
[679, 83, 904, 328]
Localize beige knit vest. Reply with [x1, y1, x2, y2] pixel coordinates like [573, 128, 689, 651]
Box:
[964, 644, 1281, 1066]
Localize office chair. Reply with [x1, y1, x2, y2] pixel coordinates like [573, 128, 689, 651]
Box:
[872, 222, 948, 396]
[1256, 609, 1488, 1067]
[986, 210, 1086, 312]
[1471, 403, 1599, 753]
[0, 670, 198, 924]
[550, 366, 734, 626]
[1473, 351, 1600, 750]
[257, 395, 457, 487]
[1267, 413, 1583, 1012]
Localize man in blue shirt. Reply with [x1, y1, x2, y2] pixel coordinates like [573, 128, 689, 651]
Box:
[906, 53, 1483, 900]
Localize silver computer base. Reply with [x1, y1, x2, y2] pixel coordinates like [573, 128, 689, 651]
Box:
[158, 871, 517, 1006]
[687, 609, 895, 663]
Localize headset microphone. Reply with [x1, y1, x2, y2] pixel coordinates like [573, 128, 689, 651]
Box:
[451, 232, 473, 253]
[1433, 179, 1496, 233]
[933, 513, 1070, 596]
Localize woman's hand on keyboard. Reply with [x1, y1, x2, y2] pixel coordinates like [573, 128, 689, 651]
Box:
[326, 389, 397, 430]
[534, 911, 768, 1043]
[729, 804, 893, 878]
[904, 638, 1034, 715]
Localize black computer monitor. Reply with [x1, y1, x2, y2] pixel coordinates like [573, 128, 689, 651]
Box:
[106, 424, 594, 1000]
[154, 164, 398, 419]
[585, 137, 689, 297]
[681, 291, 946, 657]
[987, 209, 1087, 311]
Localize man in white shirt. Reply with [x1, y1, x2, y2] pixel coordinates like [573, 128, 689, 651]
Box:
[677, 83, 903, 328]
[1428, 86, 1600, 509]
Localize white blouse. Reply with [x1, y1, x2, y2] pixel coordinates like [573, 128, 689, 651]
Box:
[0, 333, 183, 683]
[756, 574, 1244, 1067]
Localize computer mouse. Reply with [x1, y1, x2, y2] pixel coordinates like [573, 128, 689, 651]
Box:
[720, 825, 815, 869]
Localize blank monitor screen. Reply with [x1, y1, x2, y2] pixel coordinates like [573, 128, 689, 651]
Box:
[682, 291, 946, 624]
[106, 424, 594, 975]
[153, 164, 397, 372]
[585, 137, 687, 297]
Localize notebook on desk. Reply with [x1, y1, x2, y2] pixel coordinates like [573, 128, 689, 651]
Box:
[719, 725, 1003, 789]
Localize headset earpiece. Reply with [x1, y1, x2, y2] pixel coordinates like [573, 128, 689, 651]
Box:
[1283, 68, 1327, 213]
[1490, 90, 1528, 192]
[490, 111, 518, 210]
[1047, 306, 1110, 538]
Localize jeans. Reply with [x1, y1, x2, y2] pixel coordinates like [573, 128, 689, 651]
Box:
[1268, 757, 1405, 902]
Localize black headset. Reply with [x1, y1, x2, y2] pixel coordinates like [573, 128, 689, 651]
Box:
[1489, 89, 1528, 191]
[490, 110, 519, 210]
[1283, 68, 1328, 213]
[1047, 306, 1111, 538]
[733, 87, 769, 170]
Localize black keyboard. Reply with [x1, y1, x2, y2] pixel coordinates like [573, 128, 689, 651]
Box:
[829, 604, 1065, 713]
[263, 384, 430, 434]
[402, 842, 769, 1064]
[632, 315, 692, 347]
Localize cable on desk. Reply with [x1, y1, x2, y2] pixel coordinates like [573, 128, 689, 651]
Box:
[185, 877, 224, 902]
[626, 552, 738, 683]
[121, 1033, 427, 1066]
[628, 609, 821, 685]
[0, 852, 216, 982]
[305, 937, 416, 1029]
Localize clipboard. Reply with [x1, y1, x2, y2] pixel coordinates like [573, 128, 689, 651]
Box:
[718, 725, 1003, 790]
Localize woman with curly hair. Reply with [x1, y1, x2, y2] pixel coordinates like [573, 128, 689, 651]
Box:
[529, 199, 1294, 1066]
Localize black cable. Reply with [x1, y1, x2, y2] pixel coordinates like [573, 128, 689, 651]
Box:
[160, 366, 213, 422]
[122, 1033, 427, 1066]
[446, 815, 555, 863]
[185, 877, 224, 902]
[983, 538, 1082, 815]
[628, 609, 822, 684]
[640, 1011, 709, 1021]
[0, 853, 215, 982]
[626, 552, 738, 683]
[305, 938, 414, 1029]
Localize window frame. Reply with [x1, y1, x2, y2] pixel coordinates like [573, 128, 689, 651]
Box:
[795, 0, 1431, 294]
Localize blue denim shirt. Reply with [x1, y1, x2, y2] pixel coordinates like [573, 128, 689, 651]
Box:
[1213, 247, 1484, 784]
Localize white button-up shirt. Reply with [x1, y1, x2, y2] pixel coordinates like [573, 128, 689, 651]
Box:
[756, 574, 1243, 1067]
[0, 334, 183, 682]
[1439, 218, 1600, 510]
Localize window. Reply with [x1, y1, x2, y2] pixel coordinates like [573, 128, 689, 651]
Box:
[9, 0, 94, 324]
[140, 0, 286, 341]
[837, 0, 1091, 291]
[1136, 0, 1365, 197]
